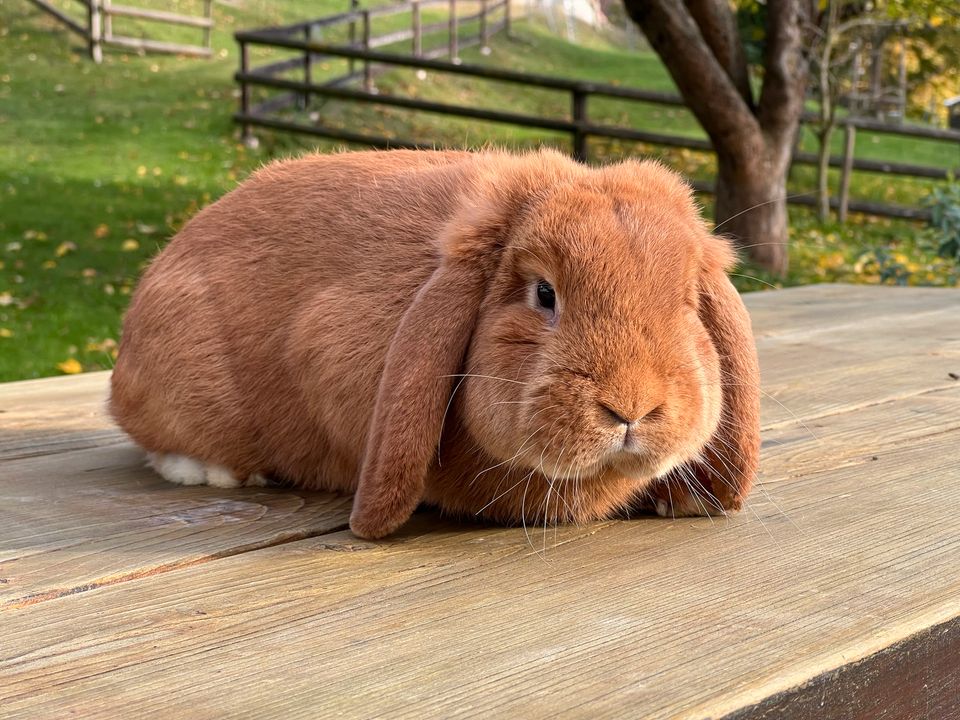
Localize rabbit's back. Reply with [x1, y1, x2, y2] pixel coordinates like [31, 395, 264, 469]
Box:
[110, 150, 473, 488]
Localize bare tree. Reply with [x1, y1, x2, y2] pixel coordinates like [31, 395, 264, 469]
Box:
[623, 0, 817, 276]
[810, 7, 911, 222]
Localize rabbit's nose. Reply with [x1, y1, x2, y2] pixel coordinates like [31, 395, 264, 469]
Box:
[598, 402, 633, 427]
[598, 401, 665, 449]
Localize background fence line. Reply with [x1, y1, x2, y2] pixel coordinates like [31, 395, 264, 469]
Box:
[25, 0, 213, 62]
[235, 13, 960, 222]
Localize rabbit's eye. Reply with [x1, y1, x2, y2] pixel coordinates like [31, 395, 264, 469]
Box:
[535, 279, 556, 312]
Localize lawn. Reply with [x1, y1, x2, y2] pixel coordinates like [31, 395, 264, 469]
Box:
[0, 0, 957, 382]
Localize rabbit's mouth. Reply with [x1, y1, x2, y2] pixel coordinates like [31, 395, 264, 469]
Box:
[534, 444, 673, 484]
[607, 444, 699, 483]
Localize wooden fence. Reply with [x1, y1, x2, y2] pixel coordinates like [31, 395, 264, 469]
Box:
[234, 0, 509, 122]
[235, 7, 960, 222]
[26, 0, 213, 62]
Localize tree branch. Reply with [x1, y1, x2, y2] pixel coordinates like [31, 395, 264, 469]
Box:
[758, 0, 817, 146]
[684, 0, 755, 111]
[622, 0, 760, 154]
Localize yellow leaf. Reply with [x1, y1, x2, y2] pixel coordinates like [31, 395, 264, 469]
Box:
[42, 260, 57, 269]
[121, 238, 140, 252]
[57, 358, 83, 374]
[55, 241, 77, 257]
[137, 165, 147, 177]
[0, 328, 13, 338]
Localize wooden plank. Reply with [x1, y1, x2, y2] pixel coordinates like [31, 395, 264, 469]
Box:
[1, 285, 959, 716]
[105, 4, 213, 28]
[759, 385, 960, 482]
[742, 283, 952, 335]
[0, 443, 351, 607]
[726, 615, 960, 720]
[1, 411, 957, 717]
[0, 371, 120, 460]
[368, 27, 415, 48]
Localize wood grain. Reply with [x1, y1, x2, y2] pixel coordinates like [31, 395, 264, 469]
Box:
[1, 284, 958, 719]
[2, 429, 958, 718]
[0, 371, 121, 460]
[0, 444, 351, 607]
[725, 615, 960, 720]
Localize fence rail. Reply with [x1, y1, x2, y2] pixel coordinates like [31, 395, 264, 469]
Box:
[235, 6, 960, 222]
[26, 0, 213, 62]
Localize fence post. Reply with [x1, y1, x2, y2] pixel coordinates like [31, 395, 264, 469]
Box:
[348, 0, 359, 77]
[301, 24, 312, 110]
[837, 123, 856, 223]
[571, 88, 588, 163]
[362, 10, 373, 93]
[88, 0, 103, 63]
[102, 0, 112, 41]
[448, 0, 459, 63]
[480, 0, 490, 55]
[412, 0, 422, 57]
[239, 40, 254, 146]
[202, 0, 212, 50]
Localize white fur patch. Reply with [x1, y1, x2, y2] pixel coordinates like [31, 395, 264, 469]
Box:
[147, 452, 208, 486]
[206, 464, 241, 489]
[146, 453, 247, 489]
[246, 472, 269, 487]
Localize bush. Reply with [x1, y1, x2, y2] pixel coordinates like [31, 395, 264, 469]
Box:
[925, 178, 960, 263]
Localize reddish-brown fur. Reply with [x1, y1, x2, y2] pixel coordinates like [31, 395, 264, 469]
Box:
[110, 149, 761, 539]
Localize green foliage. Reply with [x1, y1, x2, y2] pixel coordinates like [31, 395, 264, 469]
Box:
[924, 177, 960, 262]
[735, 2, 767, 67]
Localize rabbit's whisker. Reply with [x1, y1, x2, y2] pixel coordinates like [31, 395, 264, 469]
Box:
[442, 373, 528, 384]
[473, 421, 549, 492]
[437, 374, 469, 467]
[728, 273, 781, 291]
[712, 191, 815, 233]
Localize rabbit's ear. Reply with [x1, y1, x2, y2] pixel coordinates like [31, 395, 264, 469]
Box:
[685, 264, 761, 510]
[349, 204, 506, 540]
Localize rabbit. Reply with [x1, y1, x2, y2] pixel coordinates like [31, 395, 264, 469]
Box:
[110, 148, 761, 540]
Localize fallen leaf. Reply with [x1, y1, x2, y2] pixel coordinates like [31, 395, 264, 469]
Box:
[57, 358, 83, 374]
[94, 223, 109, 238]
[121, 238, 139, 251]
[0, 328, 12, 338]
[55, 241, 77, 257]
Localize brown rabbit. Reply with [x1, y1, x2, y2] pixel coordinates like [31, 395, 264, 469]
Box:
[110, 149, 760, 539]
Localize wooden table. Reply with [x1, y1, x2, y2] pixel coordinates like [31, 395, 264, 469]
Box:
[2, 284, 959, 719]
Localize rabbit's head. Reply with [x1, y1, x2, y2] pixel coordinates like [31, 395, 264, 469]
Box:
[350, 151, 760, 539]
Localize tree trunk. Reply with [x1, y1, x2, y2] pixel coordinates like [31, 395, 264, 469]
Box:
[714, 143, 792, 276]
[813, 0, 838, 222]
[815, 122, 835, 222]
[621, 0, 815, 277]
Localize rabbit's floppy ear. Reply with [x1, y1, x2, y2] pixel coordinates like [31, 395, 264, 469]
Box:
[349, 198, 508, 540]
[685, 254, 761, 510]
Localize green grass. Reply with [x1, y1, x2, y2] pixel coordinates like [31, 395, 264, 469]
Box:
[1, 0, 957, 382]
